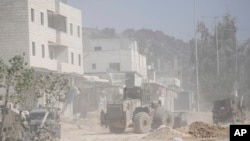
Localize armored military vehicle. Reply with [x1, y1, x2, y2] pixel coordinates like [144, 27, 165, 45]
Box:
[212, 97, 246, 124]
[29, 108, 61, 141]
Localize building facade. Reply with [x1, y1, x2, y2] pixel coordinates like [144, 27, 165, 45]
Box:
[0, 0, 83, 74]
[83, 38, 147, 78]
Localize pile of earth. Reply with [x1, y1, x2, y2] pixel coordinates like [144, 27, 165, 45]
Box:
[143, 126, 191, 140]
[188, 121, 229, 138]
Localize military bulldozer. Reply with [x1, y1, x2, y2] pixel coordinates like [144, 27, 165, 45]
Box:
[29, 107, 61, 141]
[100, 85, 174, 134]
[212, 96, 246, 124]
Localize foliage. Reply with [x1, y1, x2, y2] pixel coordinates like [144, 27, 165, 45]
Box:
[0, 55, 34, 94]
[237, 39, 250, 107]
[122, 29, 190, 69]
[33, 73, 70, 108]
[0, 55, 70, 108]
[0, 55, 70, 137]
[122, 29, 191, 90]
[189, 14, 248, 105]
[17, 73, 70, 110]
[0, 55, 34, 136]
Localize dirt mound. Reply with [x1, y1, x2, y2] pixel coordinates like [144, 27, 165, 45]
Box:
[188, 121, 229, 138]
[143, 126, 191, 140]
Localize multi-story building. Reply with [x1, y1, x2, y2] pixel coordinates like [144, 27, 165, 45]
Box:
[83, 38, 147, 80]
[0, 0, 83, 74]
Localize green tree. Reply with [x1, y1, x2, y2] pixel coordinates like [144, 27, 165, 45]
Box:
[0, 55, 70, 138]
[190, 14, 238, 104]
[237, 39, 250, 107]
[0, 55, 33, 136]
[32, 73, 70, 108]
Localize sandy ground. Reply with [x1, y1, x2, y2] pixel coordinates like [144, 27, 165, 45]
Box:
[60, 111, 250, 141]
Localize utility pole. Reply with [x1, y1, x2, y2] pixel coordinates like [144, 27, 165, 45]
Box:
[215, 17, 219, 75]
[234, 40, 238, 97]
[194, 0, 200, 111]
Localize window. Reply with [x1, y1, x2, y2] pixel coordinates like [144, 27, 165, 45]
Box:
[47, 10, 54, 28]
[42, 44, 45, 58]
[109, 63, 120, 71]
[94, 46, 102, 51]
[78, 54, 81, 66]
[49, 51, 53, 60]
[31, 8, 34, 22]
[47, 11, 67, 32]
[70, 23, 73, 35]
[71, 52, 74, 64]
[41, 12, 44, 25]
[32, 42, 36, 56]
[57, 15, 67, 33]
[77, 26, 80, 37]
[49, 49, 54, 60]
[92, 64, 96, 70]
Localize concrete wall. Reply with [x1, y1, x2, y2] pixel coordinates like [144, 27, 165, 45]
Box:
[83, 50, 132, 73]
[83, 39, 147, 77]
[0, 0, 83, 74]
[0, 0, 29, 63]
[86, 38, 137, 51]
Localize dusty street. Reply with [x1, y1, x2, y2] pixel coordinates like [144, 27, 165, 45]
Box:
[58, 111, 250, 141]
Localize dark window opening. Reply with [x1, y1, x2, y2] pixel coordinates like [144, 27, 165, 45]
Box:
[92, 64, 96, 70]
[109, 63, 120, 71]
[41, 12, 44, 25]
[94, 46, 102, 51]
[42, 44, 45, 58]
[32, 42, 36, 56]
[31, 8, 35, 22]
[77, 26, 80, 37]
[78, 54, 81, 66]
[70, 23, 73, 35]
[71, 52, 74, 64]
[47, 10, 54, 28]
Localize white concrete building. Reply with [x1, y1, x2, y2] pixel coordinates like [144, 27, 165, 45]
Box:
[0, 0, 83, 74]
[83, 38, 147, 78]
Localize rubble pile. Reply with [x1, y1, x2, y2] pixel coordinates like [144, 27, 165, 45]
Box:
[188, 121, 229, 138]
[143, 126, 190, 140]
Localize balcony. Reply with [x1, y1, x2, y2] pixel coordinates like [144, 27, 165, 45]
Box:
[61, 62, 83, 74]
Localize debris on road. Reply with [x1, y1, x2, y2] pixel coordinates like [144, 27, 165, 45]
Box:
[188, 121, 229, 138]
[143, 126, 191, 140]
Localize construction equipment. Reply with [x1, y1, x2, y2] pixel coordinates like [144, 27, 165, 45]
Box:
[173, 112, 187, 128]
[100, 82, 174, 134]
[212, 96, 246, 124]
[29, 108, 61, 141]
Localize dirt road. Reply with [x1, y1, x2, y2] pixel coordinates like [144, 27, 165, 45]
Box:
[60, 111, 234, 141]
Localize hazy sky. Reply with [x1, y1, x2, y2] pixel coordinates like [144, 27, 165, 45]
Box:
[69, 0, 250, 42]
